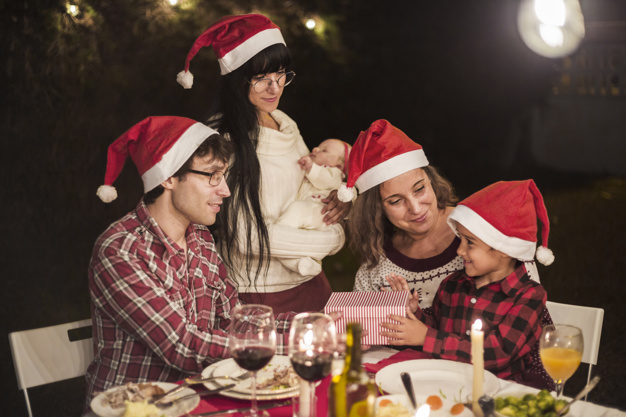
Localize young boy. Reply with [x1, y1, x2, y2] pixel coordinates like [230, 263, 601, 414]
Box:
[275, 138, 351, 276]
[380, 180, 554, 385]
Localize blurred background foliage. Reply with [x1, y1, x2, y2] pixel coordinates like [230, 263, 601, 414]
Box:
[1, 0, 625, 415]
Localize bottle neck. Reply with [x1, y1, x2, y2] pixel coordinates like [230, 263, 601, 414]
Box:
[345, 323, 362, 373]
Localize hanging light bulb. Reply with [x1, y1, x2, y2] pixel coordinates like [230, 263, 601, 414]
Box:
[305, 18, 317, 30]
[517, 0, 585, 58]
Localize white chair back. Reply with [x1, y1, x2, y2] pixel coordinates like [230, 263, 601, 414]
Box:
[9, 319, 93, 417]
[545, 300, 604, 395]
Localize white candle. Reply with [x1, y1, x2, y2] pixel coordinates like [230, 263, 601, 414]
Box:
[471, 319, 484, 417]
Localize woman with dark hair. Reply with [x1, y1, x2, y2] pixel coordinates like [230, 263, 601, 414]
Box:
[177, 14, 348, 313]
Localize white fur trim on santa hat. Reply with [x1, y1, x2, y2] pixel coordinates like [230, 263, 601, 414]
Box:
[141, 123, 219, 192]
[97, 185, 118, 203]
[177, 70, 194, 89]
[337, 183, 354, 203]
[355, 149, 428, 194]
[536, 246, 555, 265]
[218, 28, 285, 74]
[447, 205, 537, 261]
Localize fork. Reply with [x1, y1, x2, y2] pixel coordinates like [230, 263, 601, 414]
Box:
[154, 383, 236, 409]
[152, 371, 252, 405]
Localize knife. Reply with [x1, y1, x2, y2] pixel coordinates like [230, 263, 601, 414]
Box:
[192, 399, 292, 416]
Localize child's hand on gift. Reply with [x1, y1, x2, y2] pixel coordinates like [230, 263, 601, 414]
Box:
[379, 308, 428, 346]
[384, 273, 420, 314]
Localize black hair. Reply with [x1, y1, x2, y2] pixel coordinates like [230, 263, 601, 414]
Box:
[208, 43, 293, 289]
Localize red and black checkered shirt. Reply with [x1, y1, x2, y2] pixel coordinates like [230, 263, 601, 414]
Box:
[85, 200, 294, 403]
[416, 263, 547, 380]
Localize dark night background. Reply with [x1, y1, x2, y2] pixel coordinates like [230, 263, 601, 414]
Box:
[2, 0, 625, 415]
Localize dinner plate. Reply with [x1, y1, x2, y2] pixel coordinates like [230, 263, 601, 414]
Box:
[90, 382, 200, 417]
[202, 355, 299, 401]
[375, 359, 501, 400]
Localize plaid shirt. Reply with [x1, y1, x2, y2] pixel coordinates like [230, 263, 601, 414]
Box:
[85, 200, 294, 403]
[416, 263, 547, 379]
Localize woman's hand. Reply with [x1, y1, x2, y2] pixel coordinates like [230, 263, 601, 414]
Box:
[385, 273, 420, 314]
[379, 308, 428, 346]
[321, 189, 352, 225]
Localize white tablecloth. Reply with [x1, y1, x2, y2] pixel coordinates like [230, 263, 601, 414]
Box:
[363, 346, 626, 417]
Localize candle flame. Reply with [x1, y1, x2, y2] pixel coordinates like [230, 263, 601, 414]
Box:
[415, 404, 430, 417]
[472, 319, 482, 332]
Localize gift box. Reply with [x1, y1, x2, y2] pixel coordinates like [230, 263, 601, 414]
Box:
[324, 291, 410, 345]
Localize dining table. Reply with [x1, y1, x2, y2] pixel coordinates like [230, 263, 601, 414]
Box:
[84, 346, 626, 417]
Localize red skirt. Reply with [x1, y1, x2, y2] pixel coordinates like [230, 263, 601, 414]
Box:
[238, 272, 333, 314]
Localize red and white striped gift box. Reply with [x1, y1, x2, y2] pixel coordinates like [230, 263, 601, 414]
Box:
[323, 291, 410, 345]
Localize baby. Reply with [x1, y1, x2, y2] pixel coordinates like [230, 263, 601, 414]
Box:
[276, 138, 351, 276]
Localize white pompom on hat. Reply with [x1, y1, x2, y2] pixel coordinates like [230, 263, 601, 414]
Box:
[177, 14, 285, 88]
[337, 119, 429, 202]
[447, 179, 555, 265]
[97, 116, 219, 203]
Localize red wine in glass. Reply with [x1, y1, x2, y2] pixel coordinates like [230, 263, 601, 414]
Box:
[290, 352, 333, 382]
[232, 346, 274, 372]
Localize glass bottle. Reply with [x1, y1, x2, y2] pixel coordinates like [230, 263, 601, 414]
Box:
[328, 322, 377, 417]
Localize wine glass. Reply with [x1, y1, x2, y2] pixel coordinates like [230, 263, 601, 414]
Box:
[228, 304, 277, 417]
[539, 324, 584, 398]
[288, 312, 337, 417]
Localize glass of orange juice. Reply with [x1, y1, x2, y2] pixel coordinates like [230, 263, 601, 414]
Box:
[539, 324, 584, 398]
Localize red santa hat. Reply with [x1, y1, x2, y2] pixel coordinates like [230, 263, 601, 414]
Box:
[96, 116, 219, 203]
[176, 14, 285, 88]
[447, 180, 555, 265]
[337, 119, 429, 202]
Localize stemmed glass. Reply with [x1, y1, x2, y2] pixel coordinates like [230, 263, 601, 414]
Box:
[228, 304, 277, 417]
[539, 324, 584, 398]
[288, 312, 337, 417]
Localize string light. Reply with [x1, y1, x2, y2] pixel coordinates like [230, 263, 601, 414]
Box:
[305, 18, 316, 30]
[168, 0, 178, 5]
[66, 3, 79, 16]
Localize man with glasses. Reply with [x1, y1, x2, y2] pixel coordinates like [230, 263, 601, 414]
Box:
[85, 116, 295, 408]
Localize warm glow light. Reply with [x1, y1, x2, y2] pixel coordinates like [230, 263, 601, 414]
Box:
[539, 24, 564, 47]
[168, 0, 178, 5]
[305, 19, 316, 30]
[517, 0, 584, 58]
[66, 3, 79, 16]
[535, 0, 566, 26]
[472, 319, 483, 332]
[416, 404, 431, 417]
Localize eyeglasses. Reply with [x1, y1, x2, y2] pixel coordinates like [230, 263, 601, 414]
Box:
[187, 169, 228, 186]
[249, 71, 296, 93]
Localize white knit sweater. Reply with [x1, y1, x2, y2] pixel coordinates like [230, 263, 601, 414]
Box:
[228, 110, 345, 292]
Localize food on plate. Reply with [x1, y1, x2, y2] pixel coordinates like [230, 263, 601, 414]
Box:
[255, 364, 299, 390]
[376, 400, 412, 417]
[495, 390, 569, 417]
[426, 395, 444, 410]
[450, 403, 466, 416]
[100, 382, 166, 409]
[122, 400, 163, 417]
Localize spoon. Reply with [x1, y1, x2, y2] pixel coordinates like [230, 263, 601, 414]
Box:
[556, 375, 601, 417]
[400, 372, 417, 410]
